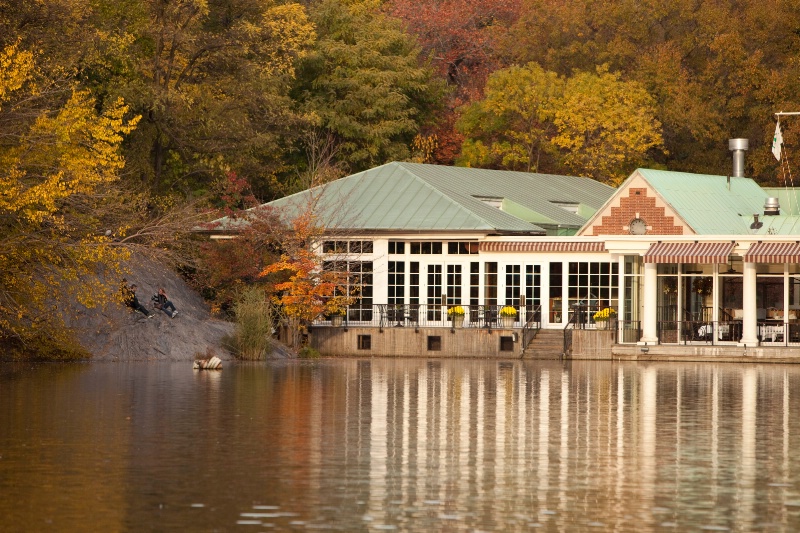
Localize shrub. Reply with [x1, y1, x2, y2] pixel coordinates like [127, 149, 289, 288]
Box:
[231, 286, 274, 360]
[298, 346, 320, 359]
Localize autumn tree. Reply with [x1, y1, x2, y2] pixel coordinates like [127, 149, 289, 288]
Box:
[458, 63, 662, 183]
[457, 63, 562, 172]
[552, 67, 664, 184]
[0, 42, 140, 358]
[39, 0, 316, 199]
[457, 63, 663, 184]
[501, 0, 800, 183]
[384, 0, 522, 163]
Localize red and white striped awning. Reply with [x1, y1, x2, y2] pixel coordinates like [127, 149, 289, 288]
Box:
[480, 241, 606, 253]
[744, 242, 800, 263]
[643, 242, 735, 264]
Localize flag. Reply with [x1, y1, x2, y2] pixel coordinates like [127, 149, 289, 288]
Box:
[773, 120, 783, 161]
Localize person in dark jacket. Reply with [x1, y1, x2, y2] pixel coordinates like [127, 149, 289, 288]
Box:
[126, 283, 153, 318]
[154, 287, 178, 318]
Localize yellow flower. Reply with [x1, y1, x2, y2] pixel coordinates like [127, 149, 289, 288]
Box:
[593, 308, 616, 321]
[499, 306, 517, 317]
[447, 305, 465, 316]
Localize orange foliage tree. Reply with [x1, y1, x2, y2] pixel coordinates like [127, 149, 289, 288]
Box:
[259, 209, 354, 348]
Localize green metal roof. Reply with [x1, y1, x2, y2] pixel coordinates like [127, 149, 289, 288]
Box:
[215, 162, 615, 234]
[637, 169, 767, 235]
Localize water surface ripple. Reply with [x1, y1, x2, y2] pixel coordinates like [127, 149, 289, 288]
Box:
[1, 360, 799, 532]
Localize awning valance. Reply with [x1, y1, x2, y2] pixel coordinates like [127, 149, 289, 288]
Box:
[480, 241, 606, 253]
[744, 242, 800, 263]
[643, 242, 735, 264]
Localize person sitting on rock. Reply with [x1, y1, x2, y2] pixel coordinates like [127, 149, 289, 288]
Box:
[154, 287, 178, 318]
[126, 283, 154, 318]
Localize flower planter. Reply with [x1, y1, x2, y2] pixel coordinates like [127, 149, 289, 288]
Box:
[451, 315, 465, 328]
[500, 316, 516, 328]
[330, 315, 343, 327]
[595, 320, 609, 330]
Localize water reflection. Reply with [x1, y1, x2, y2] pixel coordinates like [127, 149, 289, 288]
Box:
[2, 360, 800, 531]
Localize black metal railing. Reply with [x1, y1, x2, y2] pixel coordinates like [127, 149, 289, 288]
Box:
[521, 304, 542, 350]
[315, 304, 532, 329]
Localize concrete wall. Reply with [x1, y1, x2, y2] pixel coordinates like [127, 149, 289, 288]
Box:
[310, 326, 522, 358]
[570, 329, 615, 360]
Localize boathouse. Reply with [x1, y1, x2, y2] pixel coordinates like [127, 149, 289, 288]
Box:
[209, 146, 800, 361]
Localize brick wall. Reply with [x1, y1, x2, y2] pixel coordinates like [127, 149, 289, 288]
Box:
[590, 187, 685, 235]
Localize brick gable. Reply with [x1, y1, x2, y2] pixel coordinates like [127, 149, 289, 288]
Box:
[589, 187, 685, 236]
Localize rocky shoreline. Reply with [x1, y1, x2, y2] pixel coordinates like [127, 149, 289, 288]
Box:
[64, 257, 291, 362]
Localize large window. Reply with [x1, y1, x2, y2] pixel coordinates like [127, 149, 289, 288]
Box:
[447, 242, 479, 254]
[446, 265, 462, 305]
[469, 262, 480, 310]
[505, 265, 521, 307]
[484, 262, 498, 307]
[323, 260, 373, 321]
[410, 242, 442, 254]
[622, 256, 642, 342]
[525, 265, 541, 311]
[427, 264, 443, 320]
[549, 262, 563, 323]
[409, 262, 420, 305]
[567, 261, 619, 311]
[322, 240, 373, 254]
[388, 261, 405, 305]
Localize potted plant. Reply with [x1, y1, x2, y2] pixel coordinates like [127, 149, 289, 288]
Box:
[592, 307, 616, 329]
[499, 306, 517, 328]
[447, 305, 465, 327]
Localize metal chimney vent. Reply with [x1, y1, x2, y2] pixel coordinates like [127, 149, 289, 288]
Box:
[729, 138, 749, 178]
[764, 197, 780, 216]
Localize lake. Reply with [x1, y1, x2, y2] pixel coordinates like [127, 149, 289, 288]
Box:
[1, 359, 800, 532]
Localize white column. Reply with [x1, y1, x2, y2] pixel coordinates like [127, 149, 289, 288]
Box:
[740, 262, 758, 346]
[640, 262, 658, 344]
[617, 255, 625, 339]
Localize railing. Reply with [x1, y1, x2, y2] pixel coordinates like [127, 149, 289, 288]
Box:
[567, 303, 616, 329]
[618, 320, 642, 344]
[616, 319, 800, 346]
[314, 304, 531, 329]
[521, 305, 542, 349]
[656, 320, 742, 345]
[563, 312, 578, 359]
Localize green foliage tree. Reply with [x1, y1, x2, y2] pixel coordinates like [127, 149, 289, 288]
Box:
[54, 0, 315, 199]
[292, 0, 443, 173]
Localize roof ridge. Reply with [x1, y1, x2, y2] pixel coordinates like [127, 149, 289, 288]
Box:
[395, 162, 545, 231]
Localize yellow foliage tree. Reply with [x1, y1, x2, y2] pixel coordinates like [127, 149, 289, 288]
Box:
[0, 42, 140, 358]
[552, 66, 664, 185]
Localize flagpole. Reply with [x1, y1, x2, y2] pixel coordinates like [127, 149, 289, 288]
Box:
[773, 112, 797, 213]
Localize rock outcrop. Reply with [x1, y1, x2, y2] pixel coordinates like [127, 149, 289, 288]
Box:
[65, 257, 235, 362]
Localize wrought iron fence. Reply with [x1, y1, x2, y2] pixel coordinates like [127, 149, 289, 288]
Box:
[314, 304, 535, 329]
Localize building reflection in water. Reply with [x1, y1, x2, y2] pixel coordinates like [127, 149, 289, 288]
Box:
[314, 360, 800, 530]
[3, 361, 800, 531]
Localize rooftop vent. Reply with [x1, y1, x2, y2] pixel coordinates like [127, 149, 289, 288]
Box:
[764, 197, 780, 216]
[729, 138, 749, 178]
